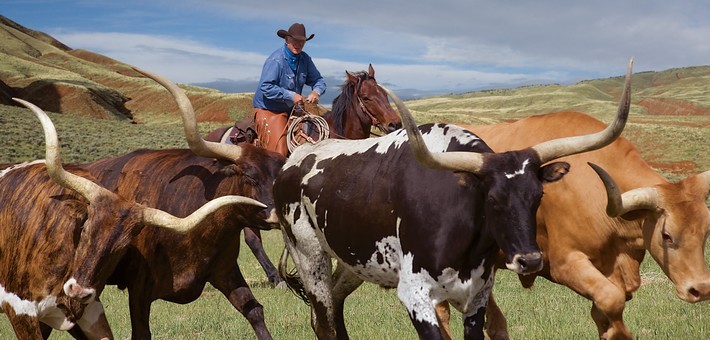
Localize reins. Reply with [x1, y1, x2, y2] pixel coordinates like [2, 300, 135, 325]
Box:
[354, 80, 389, 137]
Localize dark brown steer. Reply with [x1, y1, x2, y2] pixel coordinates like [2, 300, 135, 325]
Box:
[78, 69, 286, 339]
[0, 99, 262, 339]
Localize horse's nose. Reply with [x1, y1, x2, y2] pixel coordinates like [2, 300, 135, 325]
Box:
[387, 122, 402, 132]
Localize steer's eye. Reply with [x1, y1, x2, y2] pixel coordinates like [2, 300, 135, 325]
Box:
[661, 231, 673, 244]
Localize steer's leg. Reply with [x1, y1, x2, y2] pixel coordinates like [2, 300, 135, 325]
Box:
[484, 292, 510, 340]
[3, 309, 44, 339]
[40, 322, 53, 339]
[551, 251, 632, 340]
[285, 238, 337, 340]
[461, 274, 495, 340]
[331, 262, 364, 338]
[435, 301, 452, 340]
[280, 202, 340, 339]
[127, 289, 154, 340]
[211, 265, 273, 340]
[397, 277, 444, 339]
[243, 227, 283, 287]
[67, 325, 89, 340]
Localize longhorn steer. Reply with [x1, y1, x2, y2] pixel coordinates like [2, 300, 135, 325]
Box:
[0, 99, 262, 339]
[449, 110, 710, 339]
[78, 69, 285, 339]
[274, 61, 632, 339]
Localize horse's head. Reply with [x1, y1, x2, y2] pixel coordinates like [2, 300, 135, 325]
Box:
[348, 64, 402, 135]
[330, 64, 402, 138]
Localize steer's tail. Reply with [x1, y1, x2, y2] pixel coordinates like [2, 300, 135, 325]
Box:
[278, 246, 310, 305]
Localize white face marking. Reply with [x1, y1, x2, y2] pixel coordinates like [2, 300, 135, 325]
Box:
[505, 158, 530, 179]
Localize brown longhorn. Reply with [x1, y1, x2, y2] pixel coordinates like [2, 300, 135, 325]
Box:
[13, 98, 265, 234]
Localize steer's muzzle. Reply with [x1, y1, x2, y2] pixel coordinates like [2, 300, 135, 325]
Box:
[676, 279, 710, 303]
[506, 252, 543, 275]
[63, 278, 97, 304]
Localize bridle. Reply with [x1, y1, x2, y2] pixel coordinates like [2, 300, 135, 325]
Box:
[354, 80, 388, 137]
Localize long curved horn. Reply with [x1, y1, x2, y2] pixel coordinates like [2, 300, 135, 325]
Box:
[142, 195, 266, 233]
[13, 98, 112, 202]
[16, 98, 266, 234]
[533, 58, 633, 163]
[588, 162, 658, 217]
[132, 67, 243, 162]
[379, 85, 485, 173]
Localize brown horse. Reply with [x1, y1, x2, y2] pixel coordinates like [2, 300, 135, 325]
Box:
[205, 64, 401, 144]
[204, 64, 402, 287]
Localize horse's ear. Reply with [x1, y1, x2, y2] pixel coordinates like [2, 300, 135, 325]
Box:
[368, 64, 375, 78]
[346, 71, 358, 83]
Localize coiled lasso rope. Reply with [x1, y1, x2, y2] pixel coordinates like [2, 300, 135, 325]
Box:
[286, 104, 330, 153]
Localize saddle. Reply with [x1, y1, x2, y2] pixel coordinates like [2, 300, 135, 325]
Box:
[221, 116, 258, 145]
[223, 104, 328, 157]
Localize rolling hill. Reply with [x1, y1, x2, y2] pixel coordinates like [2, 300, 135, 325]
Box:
[0, 15, 252, 123]
[0, 15, 708, 175]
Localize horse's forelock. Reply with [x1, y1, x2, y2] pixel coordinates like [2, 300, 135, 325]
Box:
[331, 71, 368, 135]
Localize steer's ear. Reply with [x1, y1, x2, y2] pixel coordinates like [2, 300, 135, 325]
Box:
[51, 194, 89, 221]
[538, 162, 570, 183]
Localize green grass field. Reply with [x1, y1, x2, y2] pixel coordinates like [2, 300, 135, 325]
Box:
[1, 230, 705, 339]
[0, 102, 708, 339]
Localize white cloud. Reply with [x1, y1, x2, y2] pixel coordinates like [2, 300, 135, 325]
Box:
[54, 31, 266, 83]
[32, 0, 710, 93]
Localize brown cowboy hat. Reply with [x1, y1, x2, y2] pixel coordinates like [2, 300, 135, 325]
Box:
[277, 23, 314, 41]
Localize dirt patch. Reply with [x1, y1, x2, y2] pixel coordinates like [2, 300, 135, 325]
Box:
[632, 119, 710, 128]
[644, 157, 698, 175]
[636, 98, 710, 116]
[17, 80, 131, 120]
[68, 49, 121, 67]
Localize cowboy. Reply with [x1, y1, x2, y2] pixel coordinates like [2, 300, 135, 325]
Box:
[252, 22, 327, 157]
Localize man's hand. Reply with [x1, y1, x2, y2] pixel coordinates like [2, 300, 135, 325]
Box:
[293, 93, 305, 104]
[306, 91, 320, 104]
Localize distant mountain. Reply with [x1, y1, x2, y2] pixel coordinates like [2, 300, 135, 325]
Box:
[192, 75, 343, 107]
[192, 77, 443, 104]
[192, 75, 434, 106]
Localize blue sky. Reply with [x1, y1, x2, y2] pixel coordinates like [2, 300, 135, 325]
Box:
[3, 0, 710, 96]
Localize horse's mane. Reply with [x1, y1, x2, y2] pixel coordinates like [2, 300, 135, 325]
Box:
[329, 71, 370, 136]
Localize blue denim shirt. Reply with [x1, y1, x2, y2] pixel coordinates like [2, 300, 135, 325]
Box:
[252, 45, 327, 113]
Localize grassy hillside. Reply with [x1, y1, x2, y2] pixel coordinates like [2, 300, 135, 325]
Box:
[0, 15, 253, 123]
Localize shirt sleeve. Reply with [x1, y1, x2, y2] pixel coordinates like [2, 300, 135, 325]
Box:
[305, 57, 326, 96]
[259, 57, 295, 103]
